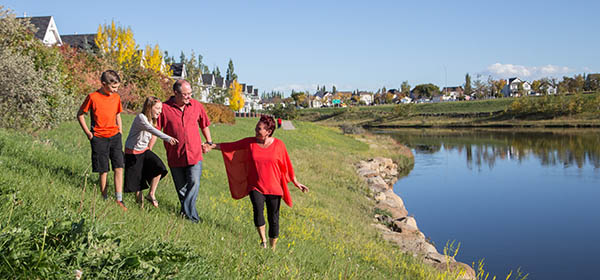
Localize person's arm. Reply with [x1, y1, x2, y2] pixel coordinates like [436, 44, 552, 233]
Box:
[215, 137, 253, 152]
[116, 113, 123, 134]
[201, 126, 212, 153]
[138, 114, 175, 142]
[77, 107, 93, 140]
[281, 141, 309, 193]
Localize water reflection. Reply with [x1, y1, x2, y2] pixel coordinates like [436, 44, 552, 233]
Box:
[379, 128, 600, 170]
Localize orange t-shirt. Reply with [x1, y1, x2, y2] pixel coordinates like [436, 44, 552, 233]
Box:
[79, 91, 122, 138]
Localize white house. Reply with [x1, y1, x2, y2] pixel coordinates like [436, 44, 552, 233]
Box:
[358, 91, 373, 105]
[17, 16, 63, 46]
[502, 77, 532, 97]
[311, 91, 332, 107]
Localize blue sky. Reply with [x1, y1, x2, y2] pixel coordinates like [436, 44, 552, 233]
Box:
[3, 0, 599, 94]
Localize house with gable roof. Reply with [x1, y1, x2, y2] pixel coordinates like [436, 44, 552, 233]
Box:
[169, 63, 187, 80]
[311, 90, 332, 108]
[358, 91, 373, 105]
[17, 16, 62, 46]
[441, 86, 464, 100]
[502, 77, 532, 97]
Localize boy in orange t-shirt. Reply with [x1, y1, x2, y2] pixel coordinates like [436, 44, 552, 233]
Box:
[77, 70, 127, 210]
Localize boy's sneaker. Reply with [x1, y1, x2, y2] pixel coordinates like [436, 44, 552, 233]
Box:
[116, 200, 128, 211]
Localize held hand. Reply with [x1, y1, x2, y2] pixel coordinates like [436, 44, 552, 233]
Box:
[168, 138, 179, 146]
[87, 133, 94, 140]
[296, 183, 309, 193]
[201, 143, 212, 154]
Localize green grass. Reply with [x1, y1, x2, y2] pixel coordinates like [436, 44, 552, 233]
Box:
[0, 116, 474, 279]
[297, 93, 600, 128]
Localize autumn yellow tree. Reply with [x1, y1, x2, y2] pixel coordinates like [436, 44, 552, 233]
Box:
[229, 79, 245, 111]
[142, 44, 171, 75]
[95, 20, 138, 67]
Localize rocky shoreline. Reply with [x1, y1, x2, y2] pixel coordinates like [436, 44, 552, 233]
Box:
[356, 157, 476, 279]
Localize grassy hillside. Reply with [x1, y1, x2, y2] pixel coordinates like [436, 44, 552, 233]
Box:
[0, 116, 469, 279]
[298, 93, 600, 128]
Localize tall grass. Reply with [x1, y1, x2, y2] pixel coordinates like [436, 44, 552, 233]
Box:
[0, 116, 473, 279]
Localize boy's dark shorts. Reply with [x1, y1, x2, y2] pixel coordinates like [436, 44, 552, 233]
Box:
[90, 133, 124, 173]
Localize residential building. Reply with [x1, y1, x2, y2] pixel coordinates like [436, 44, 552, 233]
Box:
[60, 33, 97, 51]
[17, 16, 62, 46]
[311, 91, 332, 107]
[169, 63, 186, 80]
[502, 77, 531, 97]
[358, 91, 373, 105]
[442, 86, 464, 100]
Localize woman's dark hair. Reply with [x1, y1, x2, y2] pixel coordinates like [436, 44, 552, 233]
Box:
[258, 115, 276, 136]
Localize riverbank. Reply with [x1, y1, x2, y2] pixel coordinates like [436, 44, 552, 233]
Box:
[297, 92, 600, 128]
[0, 116, 468, 279]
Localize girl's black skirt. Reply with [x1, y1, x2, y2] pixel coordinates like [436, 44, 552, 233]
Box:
[124, 150, 168, 193]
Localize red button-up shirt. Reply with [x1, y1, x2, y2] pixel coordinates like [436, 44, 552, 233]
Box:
[158, 97, 211, 167]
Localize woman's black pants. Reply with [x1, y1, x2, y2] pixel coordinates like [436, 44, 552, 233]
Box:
[249, 190, 281, 238]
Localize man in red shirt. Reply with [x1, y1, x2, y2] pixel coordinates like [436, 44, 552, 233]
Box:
[157, 80, 213, 222]
[77, 70, 127, 211]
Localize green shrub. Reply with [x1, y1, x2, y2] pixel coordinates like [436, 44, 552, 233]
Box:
[0, 7, 75, 131]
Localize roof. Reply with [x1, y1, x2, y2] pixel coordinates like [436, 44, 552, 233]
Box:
[226, 79, 233, 88]
[17, 16, 51, 41]
[215, 77, 225, 88]
[508, 77, 520, 84]
[253, 89, 258, 96]
[60, 34, 97, 50]
[201, 74, 214, 85]
[314, 91, 330, 98]
[241, 83, 246, 92]
[442, 86, 464, 92]
[247, 85, 253, 94]
[170, 63, 185, 77]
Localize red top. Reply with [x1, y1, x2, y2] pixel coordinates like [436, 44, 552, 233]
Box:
[220, 137, 295, 207]
[158, 97, 211, 167]
[79, 91, 122, 138]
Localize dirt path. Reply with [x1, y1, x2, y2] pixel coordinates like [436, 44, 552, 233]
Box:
[281, 120, 295, 130]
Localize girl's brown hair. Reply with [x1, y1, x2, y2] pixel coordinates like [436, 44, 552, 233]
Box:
[141, 96, 161, 126]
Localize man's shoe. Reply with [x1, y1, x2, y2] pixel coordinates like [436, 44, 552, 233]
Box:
[116, 200, 128, 211]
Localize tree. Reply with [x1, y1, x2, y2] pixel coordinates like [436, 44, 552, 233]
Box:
[332, 85, 337, 94]
[228, 80, 244, 111]
[179, 51, 186, 64]
[142, 44, 169, 75]
[291, 91, 307, 108]
[226, 59, 237, 81]
[185, 49, 201, 86]
[95, 20, 139, 68]
[163, 50, 174, 65]
[464, 73, 472, 96]
[412, 84, 440, 99]
[401, 81, 410, 94]
[473, 75, 487, 99]
[212, 66, 222, 79]
[531, 80, 542, 94]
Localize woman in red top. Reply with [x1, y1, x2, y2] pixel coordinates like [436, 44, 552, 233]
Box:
[214, 116, 308, 249]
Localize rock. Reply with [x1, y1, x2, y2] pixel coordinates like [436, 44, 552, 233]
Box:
[374, 192, 386, 202]
[366, 176, 387, 187]
[394, 216, 418, 232]
[357, 168, 378, 178]
[369, 183, 388, 193]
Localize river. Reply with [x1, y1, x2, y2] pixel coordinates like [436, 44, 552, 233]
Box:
[376, 128, 600, 280]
